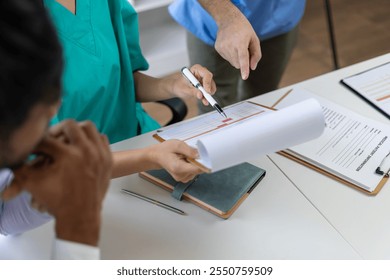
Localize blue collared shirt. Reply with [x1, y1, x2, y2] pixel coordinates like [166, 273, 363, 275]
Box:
[169, 0, 306, 45]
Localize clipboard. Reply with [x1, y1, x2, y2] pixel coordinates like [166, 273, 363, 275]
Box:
[271, 88, 390, 195]
[340, 62, 390, 120]
[277, 150, 388, 195]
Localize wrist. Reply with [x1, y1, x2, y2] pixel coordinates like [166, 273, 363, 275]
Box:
[199, 0, 238, 28]
[144, 145, 163, 170]
[162, 73, 181, 99]
[55, 214, 100, 247]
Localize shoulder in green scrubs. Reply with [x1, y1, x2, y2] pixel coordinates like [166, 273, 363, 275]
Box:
[44, 0, 160, 143]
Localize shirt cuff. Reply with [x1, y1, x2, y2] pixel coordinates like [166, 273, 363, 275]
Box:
[52, 238, 100, 260]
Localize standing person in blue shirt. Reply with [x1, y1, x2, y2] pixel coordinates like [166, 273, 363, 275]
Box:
[169, 0, 306, 114]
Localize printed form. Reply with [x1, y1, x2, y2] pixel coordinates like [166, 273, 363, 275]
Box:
[278, 88, 390, 192]
[156, 102, 269, 147]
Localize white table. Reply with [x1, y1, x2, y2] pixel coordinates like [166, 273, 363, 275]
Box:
[262, 53, 390, 259]
[1, 54, 389, 260]
[0, 137, 358, 260]
[99, 134, 358, 260]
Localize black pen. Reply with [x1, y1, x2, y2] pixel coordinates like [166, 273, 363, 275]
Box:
[121, 189, 186, 215]
[375, 151, 390, 176]
[181, 67, 227, 118]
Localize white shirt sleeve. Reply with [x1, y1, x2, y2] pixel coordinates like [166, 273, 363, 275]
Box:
[52, 239, 100, 260]
[0, 169, 52, 236]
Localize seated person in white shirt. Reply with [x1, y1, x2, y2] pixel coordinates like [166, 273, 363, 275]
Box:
[0, 0, 112, 259]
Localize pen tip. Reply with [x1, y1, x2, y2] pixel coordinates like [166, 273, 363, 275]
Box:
[214, 104, 227, 119]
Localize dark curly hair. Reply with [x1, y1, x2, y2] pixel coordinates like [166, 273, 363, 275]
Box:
[0, 0, 63, 140]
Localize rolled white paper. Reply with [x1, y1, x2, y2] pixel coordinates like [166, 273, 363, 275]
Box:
[196, 98, 325, 172]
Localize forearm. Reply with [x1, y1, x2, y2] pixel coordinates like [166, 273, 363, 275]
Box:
[112, 147, 159, 178]
[133, 71, 176, 102]
[112, 140, 201, 182]
[198, 0, 261, 78]
[198, 0, 240, 27]
[55, 215, 100, 247]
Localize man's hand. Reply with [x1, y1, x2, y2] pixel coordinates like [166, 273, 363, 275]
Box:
[3, 120, 113, 246]
[199, 0, 262, 80]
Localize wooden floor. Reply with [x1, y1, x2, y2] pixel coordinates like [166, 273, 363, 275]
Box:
[144, 0, 390, 125]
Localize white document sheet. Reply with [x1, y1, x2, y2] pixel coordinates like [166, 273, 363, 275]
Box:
[277, 88, 390, 192]
[342, 62, 390, 118]
[157, 101, 269, 147]
[156, 99, 325, 172]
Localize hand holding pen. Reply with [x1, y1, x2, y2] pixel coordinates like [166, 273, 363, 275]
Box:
[181, 66, 227, 118]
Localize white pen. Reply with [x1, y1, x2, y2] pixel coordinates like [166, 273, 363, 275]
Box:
[181, 67, 227, 118]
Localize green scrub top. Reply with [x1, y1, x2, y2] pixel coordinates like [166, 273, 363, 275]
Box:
[44, 0, 160, 143]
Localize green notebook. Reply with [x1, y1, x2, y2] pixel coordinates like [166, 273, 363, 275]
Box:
[139, 162, 266, 219]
